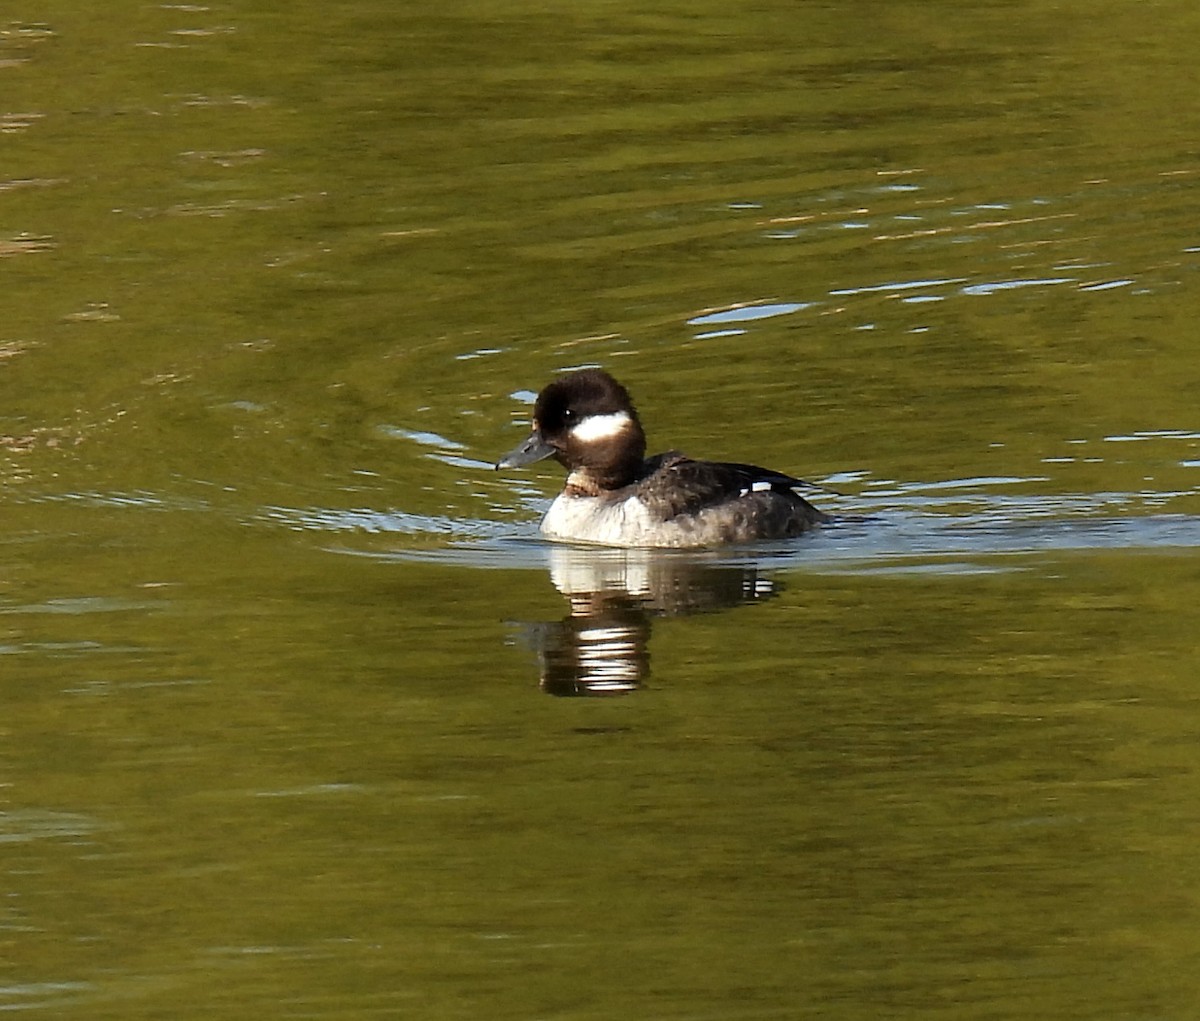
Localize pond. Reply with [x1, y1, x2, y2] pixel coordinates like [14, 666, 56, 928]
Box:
[3, 1, 1200, 1017]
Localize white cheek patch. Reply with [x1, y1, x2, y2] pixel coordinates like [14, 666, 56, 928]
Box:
[570, 410, 632, 443]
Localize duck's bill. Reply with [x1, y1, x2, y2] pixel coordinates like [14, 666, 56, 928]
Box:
[495, 430, 556, 469]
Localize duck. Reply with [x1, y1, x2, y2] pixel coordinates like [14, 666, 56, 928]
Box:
[495, 369, 829, 547]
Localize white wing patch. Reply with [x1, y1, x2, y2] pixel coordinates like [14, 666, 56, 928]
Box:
[570, 410, 632, 443]
[738, 480, 775, 496]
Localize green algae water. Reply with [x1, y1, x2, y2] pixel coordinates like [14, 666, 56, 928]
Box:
[4, 1, 1200, 1017]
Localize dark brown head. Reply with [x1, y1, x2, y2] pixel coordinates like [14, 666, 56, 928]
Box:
[495, 369, 647, 491]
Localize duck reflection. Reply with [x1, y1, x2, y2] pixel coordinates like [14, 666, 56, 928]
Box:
[520, 546, 780, 696]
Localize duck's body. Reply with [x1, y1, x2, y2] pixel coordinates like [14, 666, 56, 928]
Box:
[496, 369, 829, 549]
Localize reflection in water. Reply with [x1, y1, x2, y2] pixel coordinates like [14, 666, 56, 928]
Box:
[300, 478, 1200, 696]
[520, 546, 778, 696]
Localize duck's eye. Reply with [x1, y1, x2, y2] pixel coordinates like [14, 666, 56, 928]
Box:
[563, 408, 575, 420]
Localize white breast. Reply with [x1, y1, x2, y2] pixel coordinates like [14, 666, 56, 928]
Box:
[541, 493, 661, 547]
[539, 491, 728, 548]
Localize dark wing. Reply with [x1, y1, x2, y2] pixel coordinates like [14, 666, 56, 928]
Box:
[639, 453, 822, 520]
[714, 460, 827, 494]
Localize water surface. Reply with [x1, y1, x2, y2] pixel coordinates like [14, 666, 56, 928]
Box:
[4, 1, 1200, 1017]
